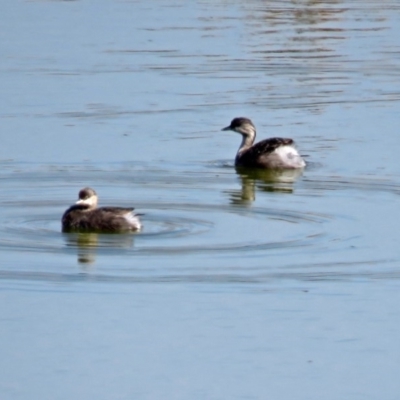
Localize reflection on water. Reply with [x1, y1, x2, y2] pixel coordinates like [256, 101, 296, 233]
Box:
[226, 0, 400, 112]
[228, 167, 304, 205]
[63, 232, 135, 265]
[0, 162, 398, 274]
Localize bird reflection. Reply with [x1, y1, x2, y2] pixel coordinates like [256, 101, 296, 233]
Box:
[63, 232, 135, 265]
[228, 167, 304, 205]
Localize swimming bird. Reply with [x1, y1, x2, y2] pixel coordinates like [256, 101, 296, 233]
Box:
[222, 117, 306, 169]
[62, 187, 142, 233]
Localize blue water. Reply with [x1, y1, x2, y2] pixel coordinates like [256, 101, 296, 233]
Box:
[1, 1, 400, 399]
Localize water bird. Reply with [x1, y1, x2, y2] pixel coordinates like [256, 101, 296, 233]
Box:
[222, 117, 306, 169]
[62, 187, 142, 233]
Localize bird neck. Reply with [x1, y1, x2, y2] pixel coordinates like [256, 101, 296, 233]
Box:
[238, 131, 256, 154]
[70, 203, 94, 212]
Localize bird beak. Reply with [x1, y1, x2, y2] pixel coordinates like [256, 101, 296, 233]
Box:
[221, 125, 231, 131]
[76, 199, 84, 204]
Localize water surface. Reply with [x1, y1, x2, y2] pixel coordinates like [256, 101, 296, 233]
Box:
[1, 1, 400, 399]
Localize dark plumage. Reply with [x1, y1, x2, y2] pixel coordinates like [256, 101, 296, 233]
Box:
[222, 117, 306, 169]
[62, 187, 142, 233]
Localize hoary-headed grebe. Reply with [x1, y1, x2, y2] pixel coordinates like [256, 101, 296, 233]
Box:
[222, 117, 306, 169]
[62, 187, 142, 233]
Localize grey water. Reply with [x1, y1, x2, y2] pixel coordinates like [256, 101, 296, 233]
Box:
[1, 1, 400, 399]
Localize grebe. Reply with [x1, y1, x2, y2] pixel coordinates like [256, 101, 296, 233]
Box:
[222, 117, 306, 169]
[62, 187, 142, 233]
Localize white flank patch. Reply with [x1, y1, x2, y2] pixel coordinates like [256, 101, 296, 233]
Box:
[123, 212, 142, 231]
[274, 145, 306, 168]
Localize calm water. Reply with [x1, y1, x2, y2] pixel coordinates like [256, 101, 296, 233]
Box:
[1, 1, 400, 399]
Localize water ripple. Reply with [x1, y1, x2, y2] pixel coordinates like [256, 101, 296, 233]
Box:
[0, 199, 326, 257]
